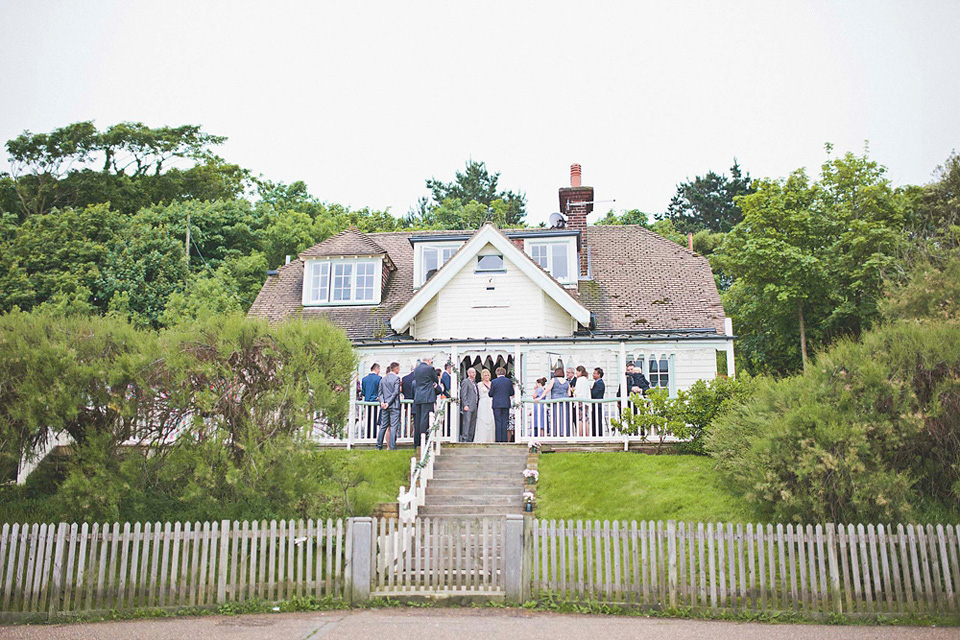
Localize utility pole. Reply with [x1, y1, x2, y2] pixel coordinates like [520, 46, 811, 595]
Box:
[185, 212, 191, 292]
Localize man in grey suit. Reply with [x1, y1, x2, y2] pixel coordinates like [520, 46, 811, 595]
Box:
[459, 367, 479, 442]
[376, 362, 402, 450]
[413, 355, 438, 449]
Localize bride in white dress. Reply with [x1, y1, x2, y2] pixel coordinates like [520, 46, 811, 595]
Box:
[474, 369, 496, 443]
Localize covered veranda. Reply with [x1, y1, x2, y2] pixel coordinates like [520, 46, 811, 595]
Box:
[314, 331, 734, 448]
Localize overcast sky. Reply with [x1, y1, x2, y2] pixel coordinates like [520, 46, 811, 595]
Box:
[2, 1, 958, 225]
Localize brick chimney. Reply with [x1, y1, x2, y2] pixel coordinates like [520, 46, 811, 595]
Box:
[558, 163, 593, 276]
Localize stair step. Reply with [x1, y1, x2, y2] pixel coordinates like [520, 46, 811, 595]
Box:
[420, 505, 522, 516]
[424, 496, 522, 506]
[427, 486, 521, 497]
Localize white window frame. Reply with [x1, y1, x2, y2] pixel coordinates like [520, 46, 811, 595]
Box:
[475, 253, 505, 272]
[416, 242, 464, 287]
[524, 237, 577, 284]
[631, 352, 676, 397]
[302, 257, 382, 306]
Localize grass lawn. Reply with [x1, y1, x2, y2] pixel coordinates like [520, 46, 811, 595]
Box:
[536, 452, 764, 524]
[319, 449, 412, 517]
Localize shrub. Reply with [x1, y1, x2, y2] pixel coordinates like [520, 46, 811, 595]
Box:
[707, 321, 960, 523]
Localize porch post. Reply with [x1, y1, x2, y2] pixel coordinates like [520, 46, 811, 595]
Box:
[451, 344, 459, 442]
[347, 368, 357, 450]
[725, 318, 736, 377]
[618, 341, 627, 415]
[514, 343, 523, 443]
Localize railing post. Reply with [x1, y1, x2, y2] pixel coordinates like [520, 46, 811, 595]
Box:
[505, 515, 524, 604]
[347, 371, 357, 450]
[349, 517, 372, 604]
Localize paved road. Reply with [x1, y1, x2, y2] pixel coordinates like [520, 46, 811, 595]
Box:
[0, 608, 955, 640]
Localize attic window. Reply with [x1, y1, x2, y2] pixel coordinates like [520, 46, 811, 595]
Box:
[418, 243, 462, 286]
[476, 254, 504, 272]
[303, 258, 381, 306]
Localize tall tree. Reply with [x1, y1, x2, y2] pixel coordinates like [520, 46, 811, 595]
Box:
[659, 161, 754, 233]
[3, 121, 247, 217]
[714, 147, 907, 374]
[408, 160, 527, 228]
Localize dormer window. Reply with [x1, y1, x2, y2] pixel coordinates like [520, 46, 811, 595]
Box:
[416, 242, 463, 286]
[302, 258, 382, 306]
[525, 237, 577, 283]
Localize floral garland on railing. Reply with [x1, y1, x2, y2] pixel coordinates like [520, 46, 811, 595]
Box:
[413, 400, 448, 471]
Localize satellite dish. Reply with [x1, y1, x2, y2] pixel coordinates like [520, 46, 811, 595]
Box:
[548, 212, 566, 229]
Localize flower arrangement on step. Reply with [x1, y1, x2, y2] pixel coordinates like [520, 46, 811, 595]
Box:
[523, 491, 535, 512]
[528, 439, 541, 453]
[522, 469, 539, 484]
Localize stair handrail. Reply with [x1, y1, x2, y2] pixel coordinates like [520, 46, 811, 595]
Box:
[397, 400, 449, 522]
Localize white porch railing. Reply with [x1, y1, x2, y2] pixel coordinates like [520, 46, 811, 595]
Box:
[353, 398, 456, 446]
[517, 397, 683, 444]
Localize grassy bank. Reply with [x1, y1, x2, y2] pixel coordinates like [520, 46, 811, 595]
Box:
[536, 452, 764, 523]
[0, 449, 411, 525]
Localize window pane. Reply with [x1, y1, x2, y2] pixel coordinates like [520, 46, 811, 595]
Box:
[355, 261, 375, 301]
[311, 262, 329, 302]
[551, 244, 569, 279]
[332, 263, 353, 301]
[531, 245, 548, 269]
[659, 357, 669, 389]
[648, 357, 659, 386]
[423, 247, 438, 283]
[477, 254, 504, 270]
[441, 246, 457, 263]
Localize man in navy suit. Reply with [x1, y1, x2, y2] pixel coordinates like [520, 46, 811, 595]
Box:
[413, 356, 438, 448]
[360, 363, 381, 438]
[591, 367, 606, 437]
[440, 363, 452, 398]
[488, 366, 515, 443]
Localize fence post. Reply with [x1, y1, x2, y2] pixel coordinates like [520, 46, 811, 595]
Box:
[349, 518, 372, 604]
[667, 519, 678, 608]
[505, 515, 524, 604]
[522, 515, 534, 602]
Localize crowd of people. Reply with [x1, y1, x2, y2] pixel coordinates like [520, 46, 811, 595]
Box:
[358, 358, 652, 449]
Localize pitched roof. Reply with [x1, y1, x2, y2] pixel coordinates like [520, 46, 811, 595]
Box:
[248, 225, 728, 339]
[298, 227, 389, 259]
[579, 225, 726, 334]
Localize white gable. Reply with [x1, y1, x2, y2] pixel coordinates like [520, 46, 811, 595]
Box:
[407, 241, 578, 340]
[391, 224, 590, 336]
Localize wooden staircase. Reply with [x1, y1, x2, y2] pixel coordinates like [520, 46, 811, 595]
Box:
[418, 443, 528, 518]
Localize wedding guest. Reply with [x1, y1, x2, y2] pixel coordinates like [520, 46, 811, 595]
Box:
[573, 365, 591, 436]
[543, 367, 571, 436]
[460, 367, 479, 442]
[413, 356, 438, 449]
[532, 377, 548, 437]
[440, 363, 453, 398]
[488, 367, 514, 442]
[566, 367, 578, 390]
[591, 367, 606, 437]
[360, 363, 381, 438]
[401, 364, 416, 440]
[376, 362, 401, 450]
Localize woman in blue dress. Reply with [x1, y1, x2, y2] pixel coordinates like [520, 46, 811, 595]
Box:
[532, 377, 548, 436]
[542, 367, 571, 436]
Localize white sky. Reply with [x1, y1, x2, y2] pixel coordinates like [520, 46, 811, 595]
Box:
[1, 1, 958, 226]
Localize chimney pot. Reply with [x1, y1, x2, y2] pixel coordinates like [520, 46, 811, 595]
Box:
[570, 163, 582, 187]
[687, 233, 694, 252]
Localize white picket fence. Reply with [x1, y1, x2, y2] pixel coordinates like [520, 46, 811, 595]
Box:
[2, 517, 958, 621]
[0, 519, 348, 622]
[531, 520, 960, 617]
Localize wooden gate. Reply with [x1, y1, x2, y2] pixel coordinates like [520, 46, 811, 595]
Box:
[371, 517, 505, 596]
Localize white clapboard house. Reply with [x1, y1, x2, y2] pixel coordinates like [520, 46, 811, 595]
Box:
[248, 164, 735, 446]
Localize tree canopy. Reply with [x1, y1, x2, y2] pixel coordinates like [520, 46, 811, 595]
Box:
[657, 161, 754, 233]
[407, 159, 527, 228]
